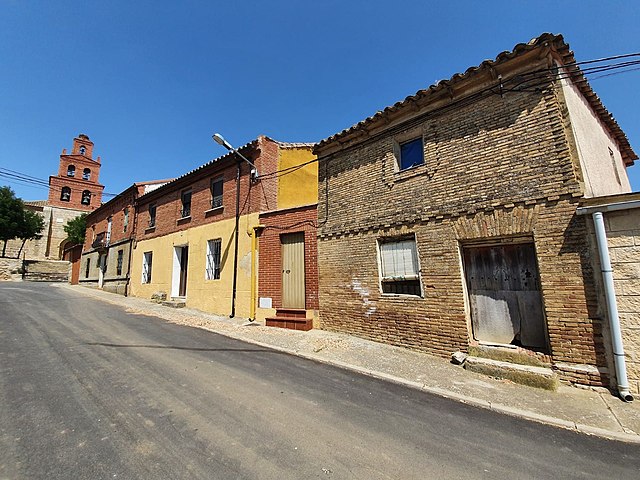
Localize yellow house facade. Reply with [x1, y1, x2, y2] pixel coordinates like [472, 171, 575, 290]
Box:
[128, 136, 316, 321]
[130, 213, 259, 317]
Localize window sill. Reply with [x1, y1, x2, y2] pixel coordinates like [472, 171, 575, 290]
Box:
[380, 292, 423, 299]
[393, 162, 427, 182]
[177, 216, 191, 225]
[205, 206, 224, 217]
[145, 226, 156, 233]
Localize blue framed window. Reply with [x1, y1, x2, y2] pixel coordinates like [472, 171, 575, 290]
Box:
[399, 137, 424, 170]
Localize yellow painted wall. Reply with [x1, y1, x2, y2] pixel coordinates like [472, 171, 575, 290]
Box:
[277, 147, 317, 210]
[130, 213, 260, 318]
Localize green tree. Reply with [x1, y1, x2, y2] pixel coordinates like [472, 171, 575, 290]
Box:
[0, 186, 26, 257]
[16, 209, 45, 258]
[63, 213, 87, 246]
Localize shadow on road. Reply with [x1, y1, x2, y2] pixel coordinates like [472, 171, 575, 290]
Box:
[85, 342, 286, 354]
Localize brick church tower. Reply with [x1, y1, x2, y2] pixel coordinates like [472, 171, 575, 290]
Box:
[47, 134, 105, 210]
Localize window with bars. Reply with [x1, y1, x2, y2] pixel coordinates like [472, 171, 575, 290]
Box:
[181, 189, 192, 218]
[116, 249, 124, 276]
[142, 251, 153, 284]
[205, 239, 222, 280]
[123, 208, 129, 233]
[148, 203, 157, 227]
[210, 178, 223, 209]
[378, 236, 422, 296]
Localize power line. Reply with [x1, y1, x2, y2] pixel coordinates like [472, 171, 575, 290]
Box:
[0, 168, 118, 198]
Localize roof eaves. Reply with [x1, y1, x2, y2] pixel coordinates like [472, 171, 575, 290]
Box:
[314, 33, 636, 164]
[136, 138, 260, 204]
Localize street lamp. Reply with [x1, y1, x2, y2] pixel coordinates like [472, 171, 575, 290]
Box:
[212, 133, 259, 180]
[211, 132, 260, 319]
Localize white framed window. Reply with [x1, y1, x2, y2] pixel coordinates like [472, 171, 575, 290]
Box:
[377, 236, 422, 296]
[205, 239, 222, 280]
[142, 251, 153, 284]
[394, 137, 424, 171]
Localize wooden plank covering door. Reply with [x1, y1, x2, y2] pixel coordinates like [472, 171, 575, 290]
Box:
[281, 233, 305, 309]
[463, 243, 547, 349]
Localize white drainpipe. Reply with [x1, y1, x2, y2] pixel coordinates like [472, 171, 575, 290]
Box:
[587, 210, 634, 402]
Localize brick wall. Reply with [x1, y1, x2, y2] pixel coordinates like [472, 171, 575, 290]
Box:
[84, 187, 138, 252]
[48, 135, 104, 211]
[135, 137, 280, 243]
[316, 79, 611, 386]
[258, 204, 319, 310]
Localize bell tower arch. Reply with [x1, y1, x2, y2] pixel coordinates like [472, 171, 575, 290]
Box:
[48, 134, 105, 210]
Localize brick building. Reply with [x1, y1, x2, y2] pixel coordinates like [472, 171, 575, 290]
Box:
[3, 134, 105, 263]
[80, 179, 171, 294]
[129, 136, 317, 321]
[257, 142, 319, 329]
[313, 33, 637, 393]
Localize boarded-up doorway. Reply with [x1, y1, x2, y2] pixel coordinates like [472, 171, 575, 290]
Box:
[281, 232, 305, 309]
[462, 242, 547, 350]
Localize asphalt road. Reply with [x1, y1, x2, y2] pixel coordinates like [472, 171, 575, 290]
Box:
[1, 282, 639, 479]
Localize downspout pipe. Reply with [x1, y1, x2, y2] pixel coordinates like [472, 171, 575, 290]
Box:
[230, 160, 241, 318]
[591, 211, 634, 402]
[249, 225, 265, 322]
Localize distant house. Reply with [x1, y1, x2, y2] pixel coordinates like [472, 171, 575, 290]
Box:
[81, 179, 171, 294]
[313, 33, 637, 394]
[129, 136, 318, 323]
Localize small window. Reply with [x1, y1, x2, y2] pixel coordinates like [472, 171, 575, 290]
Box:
[81, 190, 91, 205]
[378, 236, 422, 296]
[60, 186, 71, 202]
[123, 208, 129, 233]
[181, 189, 192, 218]
[85, 258, 90, 278]
[116, 249, 124, 276]
[67, 165, 76, 177]
[397, 137, 424, 171]
[210, 178, 223, 209]
[83, 168, 91, 181]
[142, 252, 153, 283]
[148, 203, 157, 227]
[206, 239, 222, 280]
[79, 146, 86, 155]
[609, 147, 622, 186]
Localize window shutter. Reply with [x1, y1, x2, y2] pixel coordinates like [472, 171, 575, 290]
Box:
[380, 239, 418, 278]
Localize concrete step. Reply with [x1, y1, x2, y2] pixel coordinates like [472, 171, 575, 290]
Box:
[266, 316, 313, 331]
[464, 356, 558, 391]
[23, 260, 70, 282]
[274, 308, 307, 319]
[162, 298, 186, 308]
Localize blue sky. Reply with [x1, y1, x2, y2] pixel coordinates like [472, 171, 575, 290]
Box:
[1, 0, 639, 200]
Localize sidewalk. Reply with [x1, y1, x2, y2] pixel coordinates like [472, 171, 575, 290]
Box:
[59, 284, 640, 444]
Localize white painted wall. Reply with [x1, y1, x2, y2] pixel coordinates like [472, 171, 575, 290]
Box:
[558, 64, 631, 197]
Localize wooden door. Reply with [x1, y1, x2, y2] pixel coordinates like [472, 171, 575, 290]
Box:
[179, 246, 189, 297]
[463, 243, 546, 349]
[281, 233, 305, 309]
